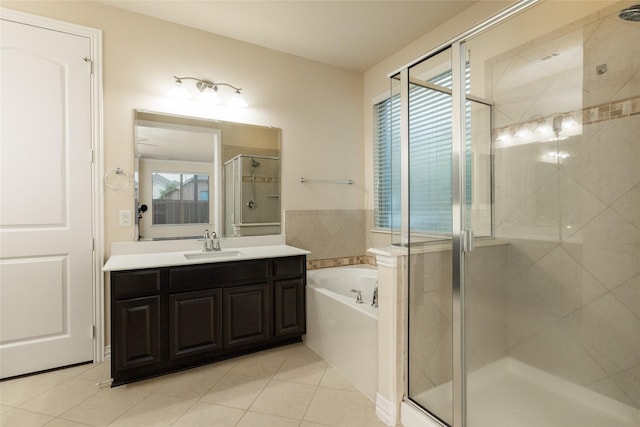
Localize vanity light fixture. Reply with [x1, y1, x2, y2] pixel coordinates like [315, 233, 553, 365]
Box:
[167, 78, 191, 100]
[168, 76, 248, 107]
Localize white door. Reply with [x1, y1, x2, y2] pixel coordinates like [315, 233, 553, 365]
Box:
[0, 17, 94, 378]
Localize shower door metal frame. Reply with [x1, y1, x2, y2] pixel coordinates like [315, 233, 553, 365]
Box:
[394, 1, 540, 426]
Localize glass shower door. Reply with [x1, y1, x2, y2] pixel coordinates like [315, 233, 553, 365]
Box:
[405, 45, 493, 426]
[462, 1, 640, 426]
[406, 47, 455, 426]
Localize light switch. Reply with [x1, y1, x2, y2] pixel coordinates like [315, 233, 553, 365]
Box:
[119, 210, 132, 227]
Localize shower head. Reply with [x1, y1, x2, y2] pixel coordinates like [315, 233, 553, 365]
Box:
[250, 158, 260, 168]
[619, 4, 640, 21]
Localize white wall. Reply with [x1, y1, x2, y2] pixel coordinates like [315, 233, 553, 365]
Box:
[2, 0, 364, 258]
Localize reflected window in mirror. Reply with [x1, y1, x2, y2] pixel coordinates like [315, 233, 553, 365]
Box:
[152, 172, 210, 225]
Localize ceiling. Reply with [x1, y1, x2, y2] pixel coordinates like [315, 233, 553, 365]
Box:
[101, 0, 477, 71]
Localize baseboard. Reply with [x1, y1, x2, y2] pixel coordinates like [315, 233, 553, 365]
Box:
[376, 393, 397, 426]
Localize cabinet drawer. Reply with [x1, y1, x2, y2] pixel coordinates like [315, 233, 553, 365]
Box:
[273, 256, 305, 277]
[169, 260, 270, 291]
[112, 269, 162, 299]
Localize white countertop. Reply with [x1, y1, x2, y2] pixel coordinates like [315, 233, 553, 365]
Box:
[103, 244, 310, 272]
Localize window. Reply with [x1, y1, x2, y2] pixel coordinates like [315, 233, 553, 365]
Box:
[373, 93, 401, 231]
[152, 172, 210, 225]
[373, 68, 472, 235]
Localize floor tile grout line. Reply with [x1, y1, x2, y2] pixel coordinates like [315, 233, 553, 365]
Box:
[298, 367, 326, 425]
[197, 369, 273, 414]
[49, 415, 92, 426]
[13, 377, 101, 421]
[54, 379, 112, 424]
[104, 388, 199, 427]
[167, 397, 202, 427]
[1, 373, 70, 409]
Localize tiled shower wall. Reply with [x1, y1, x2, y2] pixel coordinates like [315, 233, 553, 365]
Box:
[492, 8, 640, 408]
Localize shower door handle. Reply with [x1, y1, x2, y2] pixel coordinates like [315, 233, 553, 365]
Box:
[462, 229, 475, 252]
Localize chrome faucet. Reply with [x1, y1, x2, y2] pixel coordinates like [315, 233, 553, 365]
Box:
[211, 231, 221, 251]
[372, 282, 378, 308]
[350, 289, 363, 304]
[203, 229, 214, 252]
[202, 229, 222, 252]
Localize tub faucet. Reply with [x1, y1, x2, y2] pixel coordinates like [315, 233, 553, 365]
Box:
[350, 289, 363, 304]
[372, 282, 378, 308]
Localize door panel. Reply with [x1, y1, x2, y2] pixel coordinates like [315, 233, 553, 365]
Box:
[0, 256, 66, 341]
[1, 48, 66, 226]
[0, 18, 94, 378]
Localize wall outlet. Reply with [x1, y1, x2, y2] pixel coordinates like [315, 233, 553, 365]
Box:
[119, 210, 132, 227]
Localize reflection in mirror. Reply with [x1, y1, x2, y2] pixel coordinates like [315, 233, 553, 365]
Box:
[134, 110, 281, 240]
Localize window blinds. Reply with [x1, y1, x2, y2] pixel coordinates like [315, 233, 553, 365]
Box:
[373, 68, 471, 234]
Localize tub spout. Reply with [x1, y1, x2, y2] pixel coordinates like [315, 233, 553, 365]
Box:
[350, 289, 363, 304]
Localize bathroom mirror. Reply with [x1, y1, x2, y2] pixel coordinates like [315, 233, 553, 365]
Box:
[134, 110, 281, 241]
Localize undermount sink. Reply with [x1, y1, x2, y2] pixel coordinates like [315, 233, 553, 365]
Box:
[184, 250, 243, 260]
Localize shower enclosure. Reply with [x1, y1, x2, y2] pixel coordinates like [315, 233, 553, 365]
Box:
[399, 1, 640, 426]
[223, 155, 280, 236]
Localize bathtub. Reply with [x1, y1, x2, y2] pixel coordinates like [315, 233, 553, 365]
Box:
[305, 265, 378, 402]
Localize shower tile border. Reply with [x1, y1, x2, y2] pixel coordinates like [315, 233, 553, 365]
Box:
[495, 94, 640, 137]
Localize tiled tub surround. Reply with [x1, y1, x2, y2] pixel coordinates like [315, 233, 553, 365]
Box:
[285, 209, 387, 270]
[285, 210, 366, 261]
[490, 6, 640, 409]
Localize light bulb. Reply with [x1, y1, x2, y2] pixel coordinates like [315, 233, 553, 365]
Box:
[167, 80, 191, 100]
[229, 90, 248, 108]
[200, 87, 221, 105]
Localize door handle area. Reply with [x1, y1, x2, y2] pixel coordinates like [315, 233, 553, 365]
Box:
[462, 229, 475, 252]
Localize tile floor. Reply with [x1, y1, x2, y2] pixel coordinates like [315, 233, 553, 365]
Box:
[0, 343, 388, 427]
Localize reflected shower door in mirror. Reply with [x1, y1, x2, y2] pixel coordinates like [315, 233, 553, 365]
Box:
[134, 110, 281, 240]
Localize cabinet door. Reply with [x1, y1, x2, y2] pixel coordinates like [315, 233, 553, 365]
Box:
[223, 283, 270, 349]
[113, 296, 161, 372]
[274, 278, 306, 337]
[169, 289, 222, 360]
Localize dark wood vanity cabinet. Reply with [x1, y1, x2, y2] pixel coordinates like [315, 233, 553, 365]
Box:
[110, 255, 306, 386]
